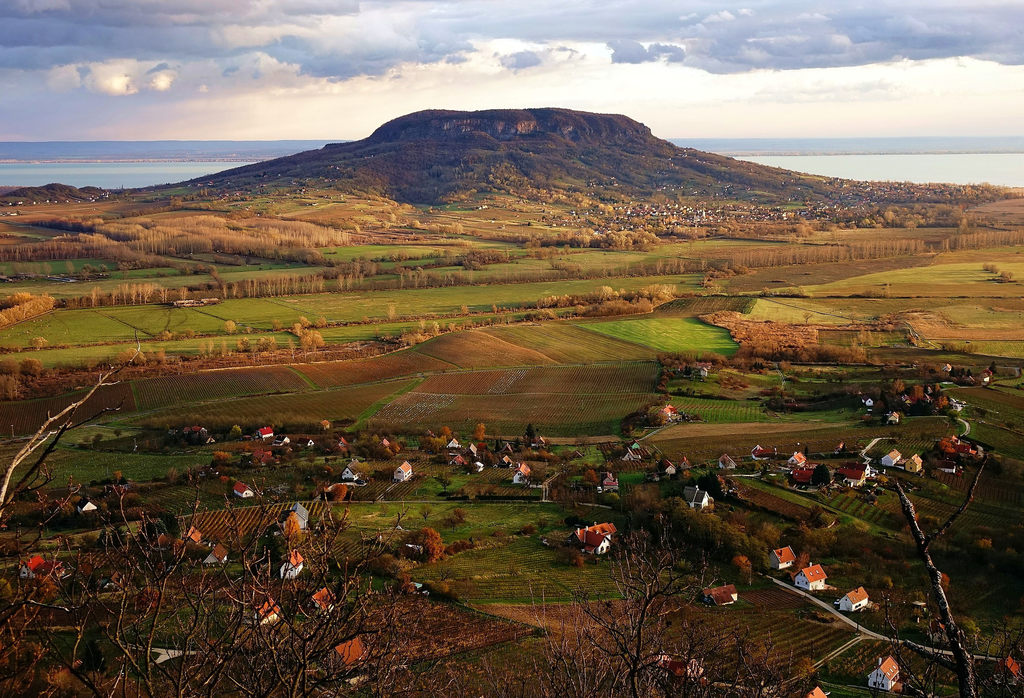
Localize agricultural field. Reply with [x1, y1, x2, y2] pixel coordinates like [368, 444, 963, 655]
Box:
[132, 365, 311, 410]
[665, 396, 767, 423]
[412, 363, 658, 396]
[294, 350, 451, 388]
[188, 501, 328, 542]
[479, 323, 656, 363]
[576, 317, 738, 355]
[0, 382, 136, 436]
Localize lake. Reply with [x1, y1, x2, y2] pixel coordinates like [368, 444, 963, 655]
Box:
[0, 161, 255, 189]
[736, 153, 1024, 188]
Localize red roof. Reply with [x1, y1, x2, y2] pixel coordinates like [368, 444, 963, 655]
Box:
[312, 587, 335, 610]
[837, 465, 866, 480]
[287, 550, 304, 567]
[772, 546, 796, 564]
[806, 688, 827, 698]
[702, 584, 738, 605]
[335, 637, 367, 666]
[574, 523, 617, 553]
[875, 655, 900, 681]
[1001, 656, 1021, 677]
[396, 462, 412, 474]
[790, 467, 814, 484]
[800, 564, 827, 583]
[233, 482, 251, 495]
[844, 586, 869, 604]
[257, 426, 273, 437]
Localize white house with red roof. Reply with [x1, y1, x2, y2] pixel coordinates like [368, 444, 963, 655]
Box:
[280, 550, 304, 579]
[881, 449, 902, 468]
[232, 481, 254, 498]
[512, 463, 531, 485]
[751, 445, 775, 461]
[570, 523, 616, 555]
[601, 471, 619, 491]
[868, 655, 901, 692]
[256, 426, 274, 440]
[20, 555, 65, 580]
[255, 598, 281, 626]
[769, 546, 796, 570]
[393, 461, 413, 482]
[837, 465, 867, 487]
[837, 586, 870, 612]
[794, 564, 828, 591]
[788, 452, 807, 468]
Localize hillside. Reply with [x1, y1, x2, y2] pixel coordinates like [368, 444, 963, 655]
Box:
[184, 108, 850, 204]
[0, 182, 107, 204]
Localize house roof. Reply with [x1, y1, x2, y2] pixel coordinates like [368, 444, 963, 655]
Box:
[772, 546, 796, 564]
[185, 526, 203, 544]
[516, 463, 531, 476]
[602, 471, 618, 483]
[844, 586, 869, 604]
[233, 481, 252, 494]
[209, 544, 228, 562]
[789, 452, 807, 464]
[1000, 656, 1021, 677]
[703, 584, 738, 605]
[683, 486, 709, 504]
[396, 462, 412, 474]
[312, 587, 335, 610]
[885, 449, 901, 460]
[718, 454, 736, 467]
[875, 655, 900, 681]
[334, 637, 367, 667]
[805, 688, 827, 698]
[791, 468, 814, 484]
[837, 465, 866, 480]
[800, 564, 827, 583]
[574, 523, 616, 552]
[257, 599, 281, 621]
[287, 550, 304, 567]
[23, 555, 45, 572]
[257, 426, 273, 436]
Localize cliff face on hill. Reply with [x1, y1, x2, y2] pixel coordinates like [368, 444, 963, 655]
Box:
[182, 108, 837, 204]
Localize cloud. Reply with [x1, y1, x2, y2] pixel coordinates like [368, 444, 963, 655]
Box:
[500, 51, 542, 71]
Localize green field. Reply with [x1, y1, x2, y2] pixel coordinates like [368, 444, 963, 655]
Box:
[576, 317, 738, 355]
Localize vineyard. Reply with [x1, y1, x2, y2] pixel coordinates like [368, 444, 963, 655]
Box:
[132, 366, 310, 410]
[736, 482, 813, 520]
[294, 351, 450, 389]
[738, 586, 807, 610]
[0, 382, 136, 436]
[367, 390, 660, 436]
[667, 396, 767, 423]
[412, 362, 658, 396]
[187, 500, 327, 542]
[392, 598, 534, 660]
[819, 639, 955, 688]
[482, 324, 657, 363]
[132, 379, 414, 430]
[820, 491, 899, 527]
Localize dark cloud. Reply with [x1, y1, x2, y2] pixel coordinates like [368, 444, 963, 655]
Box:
[0, 0, 1022, 84]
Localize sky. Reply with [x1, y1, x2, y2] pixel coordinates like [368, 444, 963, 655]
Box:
[1, 0, 1023, 141]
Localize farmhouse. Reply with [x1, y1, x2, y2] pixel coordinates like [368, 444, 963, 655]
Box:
[837, 465, 867, 487]
[280, 550, 304, 579]
[621, 449, 642, 462]
[184, 526, 203, 545]
[794, 564, 827, 591]
[474, 461, 485, 472]
[769, 546, 796, 570]
[790, 467, 815, 485]
[788, 452, 807, 468]
[751, 445, 775, 461]
[255, 599, 282, 626]
[718, 454, 737, 470]
[660, 460, 678, 477]
[867, 656, 901, 692]
[881, 449, 902, 468]
[659, 404, 680, 422]
[570, 522, 616, 555]
[702, 584, 738, 606]
[886, 412, 901, 425]
[903, 454, 923, 473]
[284, 503, 309, 530]
[501, 454, 515, 467]
[683, 486, 712, 510]
[836, 586, 870, 612]
[393, 461, 413, 482]
[312, 587, 336, 613]
[449, 454, 467, 466]
[204, 544, 229, 566]
[512, 463, 531, 485]
[20, 555, 65, 580]
[601, 472, 619, 491]
[341, 463, 361, 481]
[256, 426, 274, 440]
[233, 481, 255, 498]
[446, 438, 460, 450]
[272, 435, 290, 447]
[76, 498, 97, 514]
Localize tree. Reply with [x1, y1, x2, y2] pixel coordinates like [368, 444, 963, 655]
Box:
[283, 511, 303, 540]
[412, 527, 445, 563]
[29, 337, 47, 350]
[433, 469, 452, 495]
[811, 464, 832, 486]
[223, 320, 237, 334]
[697, 473, 725, 501]
[473, 423, 486, 442]
[419, 505, 432, 523]
[525, 423, 537, 445]
[228, 425, 242, 440]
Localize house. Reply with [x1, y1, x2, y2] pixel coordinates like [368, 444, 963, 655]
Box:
[570, 523, 617, 555]
[903, 454, 923, 473]
[660, 460, 678, 477]
[449, 454, 467, 467]
[621, 449, 642, 462]
[769, 546, 796, 570]
[184, 526, 203, 545]
[794, 564, 827, 591]
[76, 498, 97, 514]
[334, 637, 367, 668]
[867, 656, 901, 692]
[683, 486, 712, 510]
[718, 454, 737, 470]
[286, 503, 309, 530]
[255, 598, 281, 626]
[468, 443, 478, 457]
[156, 533, 183, 553]
[512, 463, 531, 485]
[942, 363, 953, 373]
[204, 544, 229, 565]
[20, 555, 64, 580]
[393, 461, 413, 482]
[380, 437, 391, 449]
[694, 362, 711, 379]
[886, 411, 901, 425]
[862, 397, 874, 410]
[837, 465, 867, 487]
[790, 467, 815, 485]
[500, 454, 515, 467]
[446, 438, 460, 450]
[656, 654, 704, 681]
[233, 482, 255, 498]
[881, 449, 902, 468]
[280, 550, 305, 579]
[340, 463, 361, 482]
[996, 656, 1021, 685]
[836, 586, 870, 612]
[936, 459, 961, 475]
[337, 436, 350, 452]
[806, 688, 828, 698]
[702, 584, 738, 606]
[531, 435, 547, 449]
[256, 426, 274, 440]
[311, 587, 336, 613]
[659, 404, 680, 422]
[473, 461, 485, 473]
[272, 435, 290, 447]
[601, 472, 619, 492]
[788, 452, 807, 468]
[751, 445, 775, 461]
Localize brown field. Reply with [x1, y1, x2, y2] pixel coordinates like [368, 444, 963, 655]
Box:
[412, 363, 658, 396]
[413, 330, 556, 368]
[132, 365, 311, 410]
[0, 382, 136, 435]
[294, 350, 452, 388]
